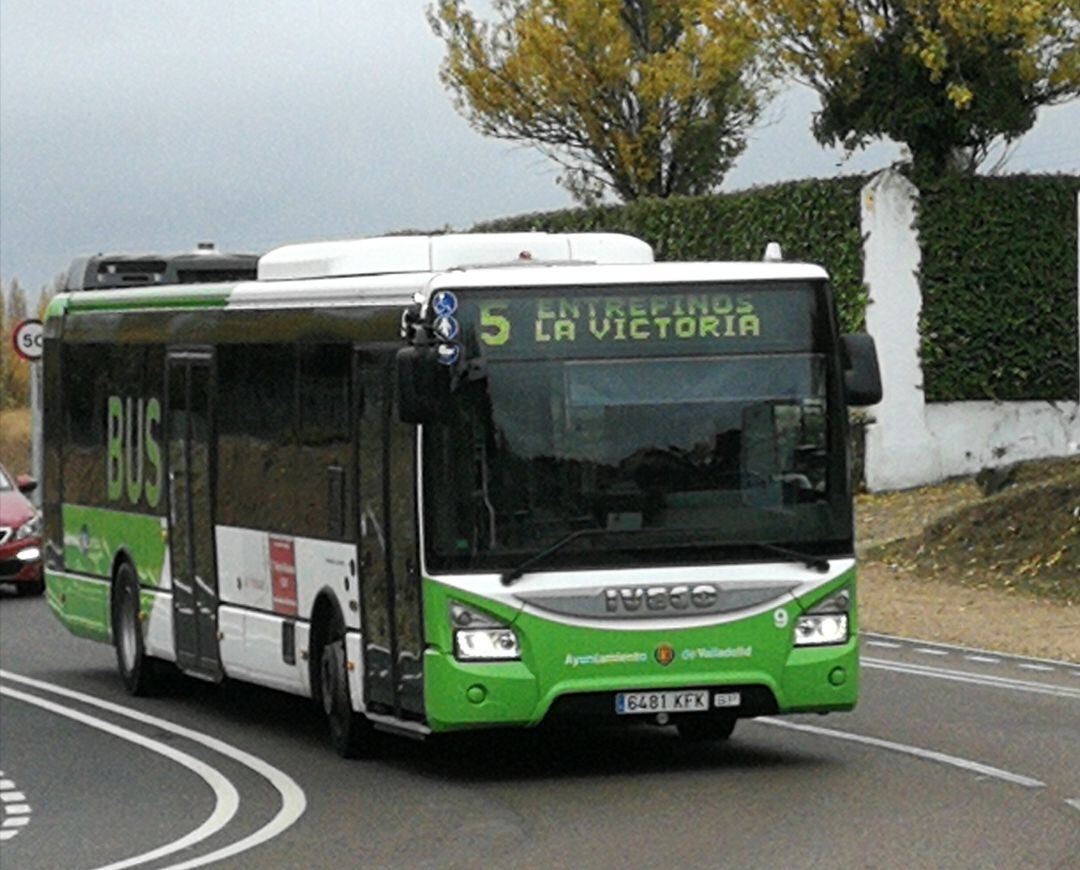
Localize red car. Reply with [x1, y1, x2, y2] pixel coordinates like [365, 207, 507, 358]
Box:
[0, 462, 44, 596]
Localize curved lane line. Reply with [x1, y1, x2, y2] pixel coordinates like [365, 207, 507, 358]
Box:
[0, 686, 240, 869]
[0, 669, 306, 870]
[863, 658, 1080, 700]
[757, 717, 1045, 788]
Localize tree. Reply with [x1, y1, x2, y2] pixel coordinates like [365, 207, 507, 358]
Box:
[0, 279, 30, 409]
[429, 0, 768, 203]
[755, 0, 1080, 178]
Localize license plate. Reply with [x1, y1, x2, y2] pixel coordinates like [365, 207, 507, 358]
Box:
[615, 689, 709, 715]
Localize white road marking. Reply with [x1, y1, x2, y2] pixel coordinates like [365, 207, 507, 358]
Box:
[1017, 664, 1055, 672]
[914, 647, 949, 656]
[964, 656, 1000, 664]
[865, 640, 901, 649]
[1, 685, 239, 870]
[0, 669, 307, 870]
[0, 767, 31, 844]
[758, 718, 1045, 789]
[1066, 798, 1080, 812]
[862, 632, 1074, 668]
[863, 658, 1080, 700]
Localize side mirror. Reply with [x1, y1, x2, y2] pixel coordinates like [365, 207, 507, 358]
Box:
[841, 334, 883, 406]
[15, 474, 38, 495]
[396, 346, 451, 424]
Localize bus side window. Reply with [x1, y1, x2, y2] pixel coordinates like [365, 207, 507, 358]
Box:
[297, 345, 352, 541]
[61, 343, 107, 509]
[217, 344, 298, 534]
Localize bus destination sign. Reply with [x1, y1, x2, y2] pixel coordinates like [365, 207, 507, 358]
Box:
[457, 284, 817, 359]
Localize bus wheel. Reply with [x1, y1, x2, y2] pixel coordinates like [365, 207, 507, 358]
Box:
[676, 715, 736, 742]
[319, 614, 374, 758]
[111, 561, 160, 696]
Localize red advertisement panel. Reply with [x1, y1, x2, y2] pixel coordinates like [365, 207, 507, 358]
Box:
[269, 536, 298, 616]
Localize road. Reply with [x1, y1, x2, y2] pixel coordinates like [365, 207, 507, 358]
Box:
[1, 588, 1077, 870]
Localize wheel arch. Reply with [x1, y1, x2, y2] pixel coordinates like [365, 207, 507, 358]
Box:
[308, 587, 347, 708]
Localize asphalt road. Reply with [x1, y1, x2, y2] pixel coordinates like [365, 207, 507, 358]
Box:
[1, 587, 1077, 870]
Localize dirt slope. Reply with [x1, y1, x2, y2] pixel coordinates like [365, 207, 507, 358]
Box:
[856, 456, 1079, 662]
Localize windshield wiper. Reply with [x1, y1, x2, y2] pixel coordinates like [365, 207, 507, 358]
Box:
[746, 542, 830, 573]
[500, 527, 612, 586]
[500, 531, 831, 585]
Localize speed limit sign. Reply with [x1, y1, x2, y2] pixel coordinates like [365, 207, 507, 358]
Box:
[12, 319, 44, 362]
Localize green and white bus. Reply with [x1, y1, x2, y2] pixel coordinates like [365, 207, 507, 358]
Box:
[42, 232, 881, 755]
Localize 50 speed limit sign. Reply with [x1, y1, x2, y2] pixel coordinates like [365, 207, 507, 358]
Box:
[12, 318, 44, 362]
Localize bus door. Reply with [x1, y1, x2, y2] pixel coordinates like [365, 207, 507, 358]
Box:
[167, 350, 222, 680]
[355, 350, 425, 718]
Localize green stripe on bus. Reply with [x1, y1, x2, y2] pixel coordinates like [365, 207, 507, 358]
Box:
[46, 571, 112, 644]
[66, 287, 232, 313]
[62, 503, 168, 587]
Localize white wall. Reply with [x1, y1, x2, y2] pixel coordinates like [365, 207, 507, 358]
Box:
[862, 170, 1080, 491]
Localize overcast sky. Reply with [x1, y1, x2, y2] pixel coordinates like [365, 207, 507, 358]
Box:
[2, 0, 1078, 299]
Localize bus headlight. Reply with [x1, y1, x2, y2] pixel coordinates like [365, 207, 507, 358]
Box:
[450, 602, 521, 661]
[455, 628, 521, 661]
[794, 587, 851, 646]
[794, 613, 849, 646]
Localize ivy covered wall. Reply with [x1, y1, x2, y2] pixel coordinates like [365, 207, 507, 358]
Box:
[917, 175, 1079, 402]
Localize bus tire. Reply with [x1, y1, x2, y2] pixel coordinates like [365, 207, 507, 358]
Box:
[319, 610, 375, 759]
[111, 560, 161, 696]
[676, 715, 736, 742]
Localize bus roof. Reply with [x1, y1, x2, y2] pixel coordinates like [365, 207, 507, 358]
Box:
[255, 232, 654, 280]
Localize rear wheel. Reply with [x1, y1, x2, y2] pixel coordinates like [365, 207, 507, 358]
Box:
[319, 611, 375, 758]
[112, 561, 161, 695]
[676, 715, 737, 742]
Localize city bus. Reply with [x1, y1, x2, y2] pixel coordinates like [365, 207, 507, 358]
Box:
[41, 232, 881, 756]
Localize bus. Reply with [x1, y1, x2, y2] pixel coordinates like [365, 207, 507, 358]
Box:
[41, 232, 881, 756]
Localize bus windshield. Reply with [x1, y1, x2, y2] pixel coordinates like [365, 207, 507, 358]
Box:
[422, 281, 852, 573]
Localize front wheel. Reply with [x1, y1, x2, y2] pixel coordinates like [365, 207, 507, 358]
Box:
[112, 561, 161, 695]
[16, 577, 45, 597]
[320, 615, 376, 758]
[676, 715, 737, 742]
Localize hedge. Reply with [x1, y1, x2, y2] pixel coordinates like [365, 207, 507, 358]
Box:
[476, 176, 869, 332]
[917, 174, 1080, 402]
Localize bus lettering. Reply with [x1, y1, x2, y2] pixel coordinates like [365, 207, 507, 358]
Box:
[106, 395, 163, 508]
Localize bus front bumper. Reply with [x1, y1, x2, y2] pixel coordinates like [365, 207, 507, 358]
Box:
[423, 635, 859, 733]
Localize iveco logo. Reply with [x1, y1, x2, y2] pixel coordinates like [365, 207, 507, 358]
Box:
[604, 585, 720, 613]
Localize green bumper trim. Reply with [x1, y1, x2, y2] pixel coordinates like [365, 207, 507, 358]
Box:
[47, 571, 112, 644]
[422, 568, 860, 732]
[62, 503, 167, 587]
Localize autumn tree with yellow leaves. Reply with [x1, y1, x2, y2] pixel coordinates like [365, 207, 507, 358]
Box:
[429, 0, 768, 203]
[754, 0, 1080, 178]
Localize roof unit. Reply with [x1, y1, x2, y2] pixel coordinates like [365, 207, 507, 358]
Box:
[255, 232, 654, 281]
[65, 243, 260, 291]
